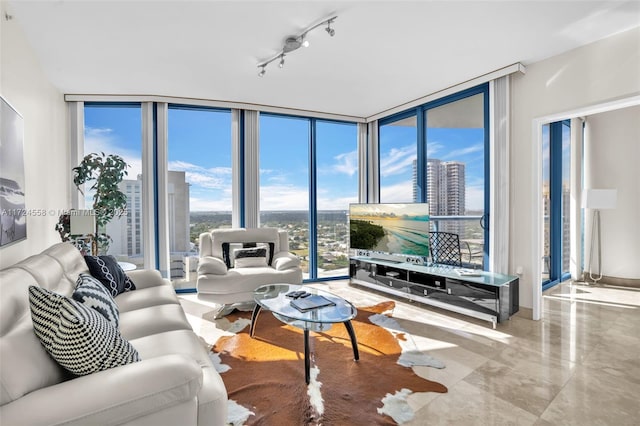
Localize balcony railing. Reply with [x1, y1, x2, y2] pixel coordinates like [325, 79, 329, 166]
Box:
[430, 215, 485, 269]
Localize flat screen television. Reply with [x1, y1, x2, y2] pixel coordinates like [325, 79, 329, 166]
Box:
[349, 203, 430, 257]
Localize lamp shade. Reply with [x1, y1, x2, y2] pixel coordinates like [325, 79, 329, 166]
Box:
[69, 211, 96, 235]
[582, 189, 617, 210]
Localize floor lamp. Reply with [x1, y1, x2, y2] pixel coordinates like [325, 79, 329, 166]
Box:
[70, 211, 97, 256]
[583, 189, 617, 284]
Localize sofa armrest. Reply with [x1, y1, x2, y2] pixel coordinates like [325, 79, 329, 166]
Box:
[198, 256, 227, 275]
[272, 252, 301, 271]
[126, 268, 168, 290]
[0, 354, 202, 426]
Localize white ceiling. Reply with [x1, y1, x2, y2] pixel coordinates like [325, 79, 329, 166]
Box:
[5, 1, 640, 118]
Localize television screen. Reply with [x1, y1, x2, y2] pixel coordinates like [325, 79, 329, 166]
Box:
[349, 203, 430, 257]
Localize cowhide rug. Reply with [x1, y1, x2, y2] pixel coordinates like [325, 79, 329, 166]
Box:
[210, 301, 447, 425]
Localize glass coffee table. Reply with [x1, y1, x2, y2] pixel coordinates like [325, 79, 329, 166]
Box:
[250, 284, 359, 384]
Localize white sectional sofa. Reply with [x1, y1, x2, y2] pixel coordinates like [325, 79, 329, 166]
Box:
[197, 228, 302, 317]
[0, 242, 227, 426]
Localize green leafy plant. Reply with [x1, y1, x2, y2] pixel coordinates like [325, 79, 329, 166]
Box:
[56, 152, 129, 253]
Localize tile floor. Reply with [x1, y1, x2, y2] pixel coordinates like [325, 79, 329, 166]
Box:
[179, 280, 640, 425]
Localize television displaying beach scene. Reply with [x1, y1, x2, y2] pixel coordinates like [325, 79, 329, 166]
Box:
[349, 203, 430, 257]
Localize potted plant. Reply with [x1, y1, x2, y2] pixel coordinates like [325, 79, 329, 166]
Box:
[56, 152, 129, 254]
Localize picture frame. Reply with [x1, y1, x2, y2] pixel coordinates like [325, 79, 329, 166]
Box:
[0, 95, 27, 247]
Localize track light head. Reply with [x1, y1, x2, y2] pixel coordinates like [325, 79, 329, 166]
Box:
[326, 21, 335, 37]
[258, 66, 266, 77]
[279, 55, 285, 68]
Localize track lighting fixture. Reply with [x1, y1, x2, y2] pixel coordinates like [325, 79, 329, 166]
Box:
[257, 15, 337, 76]
[325, 21, 335, 37]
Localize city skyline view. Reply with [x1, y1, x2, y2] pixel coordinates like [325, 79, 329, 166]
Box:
[82, 102, 488, 284]
[84, 106, 485, 213]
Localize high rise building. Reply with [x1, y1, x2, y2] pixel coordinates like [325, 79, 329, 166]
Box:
[414, 159, 466, 234]
[106, 171, 190, 276]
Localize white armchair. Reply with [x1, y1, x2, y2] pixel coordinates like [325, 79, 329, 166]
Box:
[197, 228, 303, 317]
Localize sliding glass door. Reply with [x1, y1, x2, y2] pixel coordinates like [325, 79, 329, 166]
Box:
[541, 120, 571, 288]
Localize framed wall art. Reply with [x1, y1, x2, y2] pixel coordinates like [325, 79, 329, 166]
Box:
[0, 95, 27, 247]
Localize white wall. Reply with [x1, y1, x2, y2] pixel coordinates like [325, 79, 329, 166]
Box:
[510, 27, 640, 312]
[0, 3, 70, 268]
[584, 106, 640, 280]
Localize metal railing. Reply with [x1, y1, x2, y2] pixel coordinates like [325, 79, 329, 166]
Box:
[430, 215, 484, 269]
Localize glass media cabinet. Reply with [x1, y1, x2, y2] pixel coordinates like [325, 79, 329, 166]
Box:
[349, 256, 519, 328]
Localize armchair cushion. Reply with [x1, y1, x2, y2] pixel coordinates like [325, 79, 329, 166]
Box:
[273, 253, 302, 271]
[29, 286, 141, 376]
[72, 273, 119, 328]
[84, 255, 136, 296]
[198, 257, 227, 275]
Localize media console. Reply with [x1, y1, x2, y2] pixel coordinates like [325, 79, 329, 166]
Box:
[349, 256, 519, 328]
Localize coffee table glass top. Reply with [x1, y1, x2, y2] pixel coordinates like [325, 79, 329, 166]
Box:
[253, 284, 356, 325]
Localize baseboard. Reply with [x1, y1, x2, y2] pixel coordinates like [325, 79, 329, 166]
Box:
[513, 307, 533, 320]
[580, 271, 640, 288]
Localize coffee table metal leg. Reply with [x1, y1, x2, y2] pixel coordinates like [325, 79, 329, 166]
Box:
[304, 328, 310, 384]
[343, 320, 359, 361]
[249, 304, 262, 338]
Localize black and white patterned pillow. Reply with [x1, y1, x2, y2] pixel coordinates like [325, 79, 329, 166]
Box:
[73, 273, 119, 328]
[233, 247, 268, 268]
[29, 286, 140, 376]
[222, 242, 275, 268]
[84, 255, 136, 296]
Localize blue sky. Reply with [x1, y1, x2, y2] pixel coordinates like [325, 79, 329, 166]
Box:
[379, 123, 485, 210]
[84, 105, 486, 212]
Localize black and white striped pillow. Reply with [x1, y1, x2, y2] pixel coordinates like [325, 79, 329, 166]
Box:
[73, 273, 119, 328]
[29, 286, 140, 376]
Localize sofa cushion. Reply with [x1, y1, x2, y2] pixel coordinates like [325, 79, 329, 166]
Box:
[233, 246, 268, 268]
[29, 286, 141, 376]
[85, 255, 136, 296]
[73, 273, 119, 328]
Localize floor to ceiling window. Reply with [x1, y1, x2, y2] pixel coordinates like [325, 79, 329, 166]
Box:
[379, 112, 417, 202]
[315, 120, 358, 279]
[378, 85, 489, 269]
[541, 120, 571, 288]
[84, 103, 144, 267]
[424, 90, 487, 268]
[259, 114, 311, 276]
[167, 105, 232, 289]
[259, 113, 358, 280]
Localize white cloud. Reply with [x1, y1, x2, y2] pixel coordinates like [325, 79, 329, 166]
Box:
[380, 181, 414, 203]
[84, 126, 142, 179]
[317, 194, 359, 210]
[330, 150, 358, 177]
[442, 143, 484, 159]
[426, 141, 444, 157]
[260, 184, 308, 210]
[380, 145, 416, 177]
[168, 160, 232, 190]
